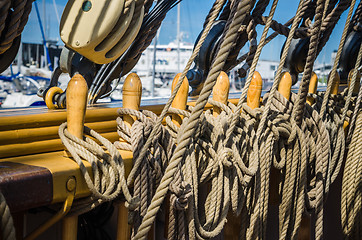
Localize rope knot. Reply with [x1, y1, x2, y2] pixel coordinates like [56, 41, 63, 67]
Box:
[169, 181, 192, 211]
[125, 196, 140, 211]
[287, 125, 298, 144]
[217, 148, 234, 168]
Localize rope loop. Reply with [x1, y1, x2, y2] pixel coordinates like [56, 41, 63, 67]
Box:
[59, 122, 133, 215]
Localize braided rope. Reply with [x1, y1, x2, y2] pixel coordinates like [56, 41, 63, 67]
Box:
[0, 192, 15, 240]
[52, 0, 360, 239]
[58, 123, 137, 215]
[341, 110, 362, 239]
[320, 0, 357, 117]
[0, 1, 11, 38]
[127, 0, 227, 185]
[132, 1, 253, 239]
[0, 0, 32, 54]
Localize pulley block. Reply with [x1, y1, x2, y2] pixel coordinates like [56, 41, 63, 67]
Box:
[187, 20, 226, 95]
[60, 0, 144, 64]
[338, 24, 362, 82]
[282, 38, 310, 85]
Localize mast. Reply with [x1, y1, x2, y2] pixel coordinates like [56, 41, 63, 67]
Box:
[52, 0, 60, 25]
[34, 1, 53, 71]
[152, 34, 157, 98]
[17, 42, 22, 74]
[177, 3, 180, 72]
[43, 0, 47, 39]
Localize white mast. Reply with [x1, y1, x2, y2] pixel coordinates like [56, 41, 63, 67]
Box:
[17, 42, 22, 74]
[177, 3, 180, 72]
[52, 0, 60, 25]
[152, 35, 157, 98]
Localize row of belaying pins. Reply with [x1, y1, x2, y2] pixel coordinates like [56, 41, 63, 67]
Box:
[60, 66, 359, 240]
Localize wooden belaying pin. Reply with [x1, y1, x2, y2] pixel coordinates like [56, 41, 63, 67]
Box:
[247, 71, 263, 109]
[163, 73, 189, 239]
[62, 73, 88, 240]
[212, 72, 238, 240]
[330, 70, 340, 95]
[122, 73, 142, 128]
[347, 69, 361, 94]
[117, 73, 142, 240]
[306, 72, 318, 105]
[213, 71, 229, 116]
[171, 73, 189, 126]
[278, 72, 293, 101]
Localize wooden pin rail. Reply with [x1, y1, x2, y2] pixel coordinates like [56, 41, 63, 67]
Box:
[0, 71, 352, 239]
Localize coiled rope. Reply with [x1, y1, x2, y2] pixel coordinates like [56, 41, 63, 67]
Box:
[58, 123, 137, 216]
[0, 0, 33, 54]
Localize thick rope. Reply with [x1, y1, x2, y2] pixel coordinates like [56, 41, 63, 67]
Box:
[341, 110, 362, 239]
[320, 0, 356, 117]
[126, 0, 228, 185]
[0, 0, 33, 54]
[132, 1, 254, 238]
[58, 123, 137, 215]
[0, 192, 15, 240]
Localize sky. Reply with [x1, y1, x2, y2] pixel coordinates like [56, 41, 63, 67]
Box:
[22, 0, 357, 64]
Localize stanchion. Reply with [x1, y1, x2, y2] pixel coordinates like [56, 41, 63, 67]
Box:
[163, 73, 189, 238]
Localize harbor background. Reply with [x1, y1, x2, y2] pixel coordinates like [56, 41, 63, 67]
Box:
[0, 0, 352, 107]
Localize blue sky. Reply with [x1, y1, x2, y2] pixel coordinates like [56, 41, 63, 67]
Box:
[22, 0, 356, 64]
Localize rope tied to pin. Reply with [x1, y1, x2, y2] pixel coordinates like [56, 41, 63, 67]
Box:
[58, 123, 137, 216]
